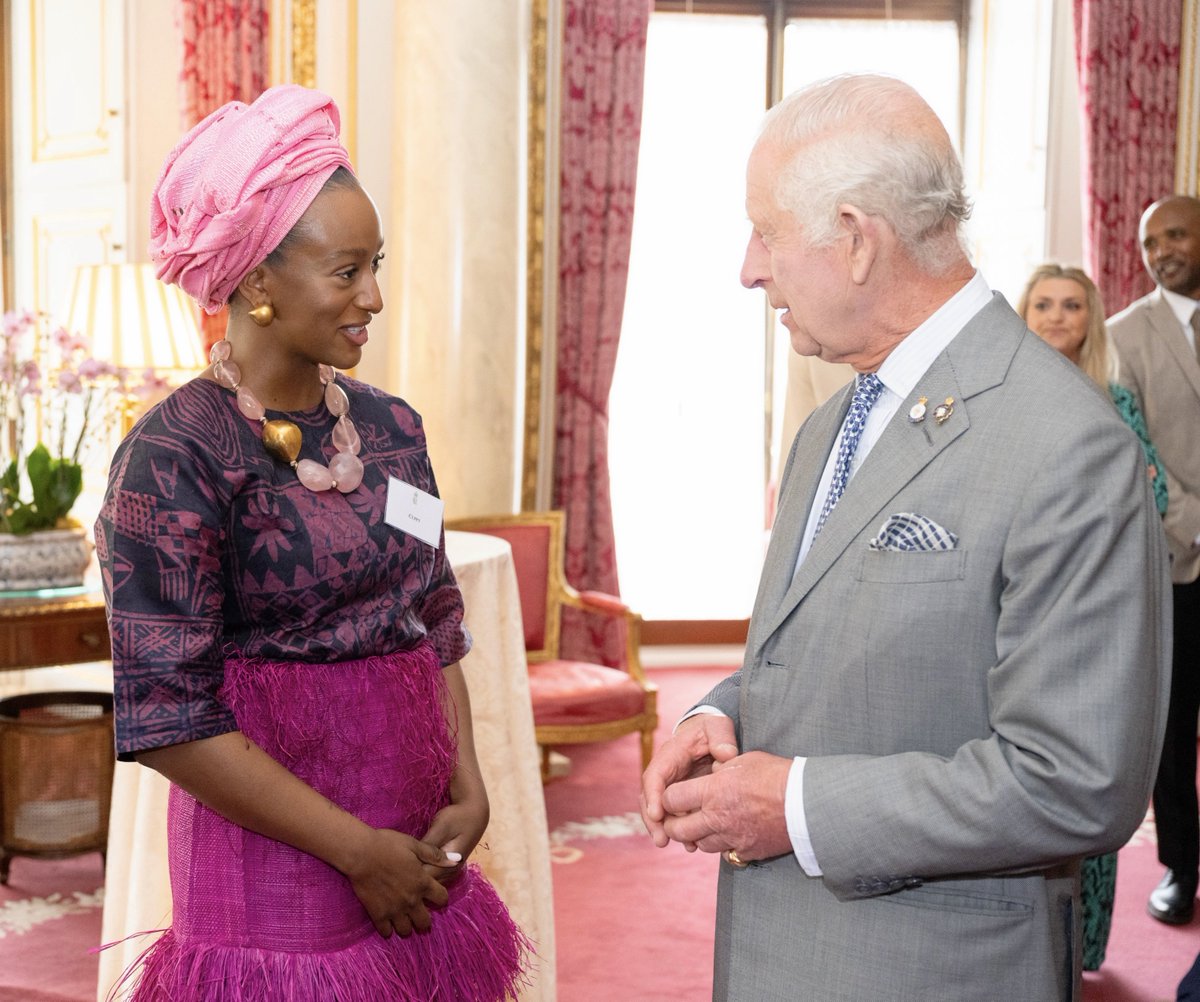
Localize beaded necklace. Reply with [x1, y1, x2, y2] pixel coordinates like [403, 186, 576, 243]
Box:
[209, 339, 364, 493]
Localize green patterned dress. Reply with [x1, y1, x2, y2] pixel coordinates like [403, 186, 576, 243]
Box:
[1079, 383, 1167, 972]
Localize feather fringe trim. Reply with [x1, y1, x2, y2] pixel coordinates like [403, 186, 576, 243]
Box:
[110, 866, 532, 1002]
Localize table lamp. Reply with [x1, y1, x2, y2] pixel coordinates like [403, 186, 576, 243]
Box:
[61, 263, 206, 426]
[62, 262, 205, 376]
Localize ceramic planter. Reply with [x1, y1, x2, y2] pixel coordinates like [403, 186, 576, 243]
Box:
[0, 527, 94, 591]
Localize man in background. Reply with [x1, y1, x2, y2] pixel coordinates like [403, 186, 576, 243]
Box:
[641, 74, 1170, 1001]
[1109, 194, 1200, 926]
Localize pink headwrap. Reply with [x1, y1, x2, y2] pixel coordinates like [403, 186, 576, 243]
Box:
[150, 84, 355, 315]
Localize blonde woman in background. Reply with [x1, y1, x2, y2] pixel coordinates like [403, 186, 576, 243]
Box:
[1018, 262, 1167, 972]
[1020, 264, 1166, 514]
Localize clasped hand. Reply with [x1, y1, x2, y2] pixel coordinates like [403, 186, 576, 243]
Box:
[349, 768, 490, 939]
[344, 827, 456, 938]
[640, 714, 793, 863]
[420, 772, 490, 886]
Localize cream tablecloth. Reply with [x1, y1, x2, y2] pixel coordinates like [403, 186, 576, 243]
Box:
[96, 530, 555, 1000]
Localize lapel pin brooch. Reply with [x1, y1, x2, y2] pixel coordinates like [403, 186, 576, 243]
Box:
[908, 396, 928, 423]
[933, 397, 955, 425]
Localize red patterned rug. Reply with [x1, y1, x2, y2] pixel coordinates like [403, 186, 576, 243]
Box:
[0, 852, 103, 1001]
[546, 664, 1197, 1002]
[1082, 806, 1196, 1002]
[544, 665, 728, 1002]
[0, 663, 1194, 1001]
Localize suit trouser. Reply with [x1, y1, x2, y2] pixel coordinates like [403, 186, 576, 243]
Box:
[1181, 948, 1200, 1002]
[1154, 578, 1200, 881]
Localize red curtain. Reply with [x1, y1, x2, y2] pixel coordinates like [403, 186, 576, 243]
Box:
[1074, 0, 1181, 315]
[178, 0, 270, 349]
[554, 0, 652, 666]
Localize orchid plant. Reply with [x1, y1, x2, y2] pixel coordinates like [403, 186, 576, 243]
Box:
[0, 309, 166, 535]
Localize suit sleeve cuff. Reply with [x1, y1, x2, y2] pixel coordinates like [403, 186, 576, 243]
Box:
[786, 756, 823, 876]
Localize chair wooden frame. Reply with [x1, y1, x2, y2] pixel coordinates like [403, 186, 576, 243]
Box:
[447, 511, 658, 780]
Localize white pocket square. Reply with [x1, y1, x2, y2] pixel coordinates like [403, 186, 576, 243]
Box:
[868, 512, 958, 552]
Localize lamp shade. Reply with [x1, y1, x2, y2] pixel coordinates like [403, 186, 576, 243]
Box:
[61, 263, 206, 375]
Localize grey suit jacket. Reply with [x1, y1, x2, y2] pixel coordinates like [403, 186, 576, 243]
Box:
[702, 295, 1171, 1002]
[1108, 288, 1200, 583]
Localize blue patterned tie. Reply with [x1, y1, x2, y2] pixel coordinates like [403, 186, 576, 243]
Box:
[814, 373, 885, 536]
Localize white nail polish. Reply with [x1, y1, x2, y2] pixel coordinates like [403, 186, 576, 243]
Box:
[445, 851, 462, 863]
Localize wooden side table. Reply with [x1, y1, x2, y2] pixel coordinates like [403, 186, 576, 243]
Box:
[0, 587, 109, 671]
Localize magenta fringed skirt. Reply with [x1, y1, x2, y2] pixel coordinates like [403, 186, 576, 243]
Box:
[115, 643, 531, 1001]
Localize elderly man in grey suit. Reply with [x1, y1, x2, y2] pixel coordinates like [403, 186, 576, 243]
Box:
[640, 74, 1170, 1002]
[1109, 195, 1200, 927]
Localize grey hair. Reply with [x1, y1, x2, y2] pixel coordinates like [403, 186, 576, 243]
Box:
[759, 74, 972, 275]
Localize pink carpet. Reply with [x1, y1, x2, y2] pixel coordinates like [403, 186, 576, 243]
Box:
[543, 665, 727, 1001]
[545, 664, 1200, 1002]
[1081, 807, 1198, 1002]
[0, 852, 103, 1002]
[2, 663, 1198, 1001]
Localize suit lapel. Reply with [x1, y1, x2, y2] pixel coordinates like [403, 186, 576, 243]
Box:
[750, 294, 1021, 658]
[1149, 291, 1200, 403]
[748, 383, 851, 655]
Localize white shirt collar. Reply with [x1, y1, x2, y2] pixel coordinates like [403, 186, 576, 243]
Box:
[874, 270, 993, 400]
[1161, 286, 1200, 326]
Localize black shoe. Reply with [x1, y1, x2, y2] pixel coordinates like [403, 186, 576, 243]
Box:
[1148, 869, 1197, 925]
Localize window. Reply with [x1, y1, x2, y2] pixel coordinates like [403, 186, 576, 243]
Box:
[609, 3, 968, 621]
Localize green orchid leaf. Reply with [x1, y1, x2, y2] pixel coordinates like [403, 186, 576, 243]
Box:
[1, 459, 19, 499]
[11, 444, 82, 532]
[25, 444, 54, 516]
[46, 458, 83, 518]
[6, 504, 44, 534]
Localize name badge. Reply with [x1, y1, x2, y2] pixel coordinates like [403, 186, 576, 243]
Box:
[385, 476, 444, 547]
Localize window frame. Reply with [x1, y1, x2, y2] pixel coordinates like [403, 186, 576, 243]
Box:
[654, 1, 966, 21]
[652, 1, 969, 135]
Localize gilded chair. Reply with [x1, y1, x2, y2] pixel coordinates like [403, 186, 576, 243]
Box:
[445, 511, 657, 781]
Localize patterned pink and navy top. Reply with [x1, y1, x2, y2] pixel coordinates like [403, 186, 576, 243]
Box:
[95, 376, 470, 762]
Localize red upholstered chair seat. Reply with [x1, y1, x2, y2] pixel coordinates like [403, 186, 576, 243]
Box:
[445, 510, 658, 782]
[528, 660, 649, 726]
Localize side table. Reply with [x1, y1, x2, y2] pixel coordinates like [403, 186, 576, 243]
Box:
[0, 586, 109, 671]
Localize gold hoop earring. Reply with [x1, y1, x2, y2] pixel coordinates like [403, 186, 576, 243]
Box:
[249, 303, 275, 327]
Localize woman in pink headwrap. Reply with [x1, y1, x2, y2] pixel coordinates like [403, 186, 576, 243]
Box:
[95, 85, 530, 1000]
